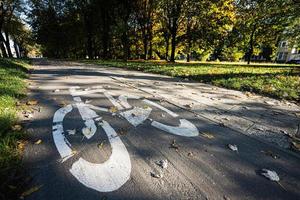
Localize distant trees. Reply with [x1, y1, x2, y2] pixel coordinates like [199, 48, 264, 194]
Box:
[27, 0, 299, 62]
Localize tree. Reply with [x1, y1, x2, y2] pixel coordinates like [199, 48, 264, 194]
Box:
[236, 0, 295, 64]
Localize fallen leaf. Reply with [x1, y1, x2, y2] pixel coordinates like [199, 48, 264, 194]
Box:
[82, 127, 92, 136]
[265, 101, 276, 106]
[34, 139, 42, 145]
[20, 185, 43, 199]
[202, 133, 215, 139]
[109, 106, 118, 113]
[67, 129, 76, 135]
[170, 139, 179, 150]
[187, 152, 194, 157]
[228, 144, 238, 152]
[151, 172, 163, 179]
[185, 103, 194, 108]
[118, 128, 128, 135]
[17, 140, 27, 151]
[245, 92, 252, 97]
[242, 106, 249, 110]
[85, 100, 92, 104]
[26, 100, 38, 106]
[261, 150, 280, 159]
[11, 124, 22, 131]
[97, 141, 106, 149]
[156, 159, 168, 169]
[291, 141, 300, 151]
[8, 185, 16, 190]
[261, 169, 280, 182]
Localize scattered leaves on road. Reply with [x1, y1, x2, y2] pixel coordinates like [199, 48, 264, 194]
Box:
[34, 139, 42, 145]
[261, 169, 280, 182]
[228, 144, 238, 152]
[20, 185, 43, 199]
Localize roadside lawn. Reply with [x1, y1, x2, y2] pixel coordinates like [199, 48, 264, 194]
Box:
[0, 59, 30, 199]
[86, 60, 300, 102]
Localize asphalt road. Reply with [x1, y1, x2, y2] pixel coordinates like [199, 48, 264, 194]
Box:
[23, 59, 300, 200]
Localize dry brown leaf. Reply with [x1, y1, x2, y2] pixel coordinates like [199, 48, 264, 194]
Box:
[20, 185, 43, 199]
[26, 100, 38, 106]
[109, 106, 118, 113]
[245, 92, 252, 97]
[202, 133, 215, 139]
[11, 124, 22, 131]
[34, 139, 42, 145]
[291, 141, 300, 151]
[17, 140, 27, 151]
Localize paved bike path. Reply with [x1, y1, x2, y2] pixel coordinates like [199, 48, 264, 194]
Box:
[23, 60, 300, 200]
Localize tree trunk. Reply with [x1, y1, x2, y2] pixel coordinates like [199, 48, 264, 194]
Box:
[165, 35, 169, 61]
[170, 30, 176, 62]
[186, 17, 191, 62]
[0, 43, 7, 57]
[14, 41, 20, 58]
[4, 32, 13, 57]
[0, 33, 7, 57]
[247, 24, 257, 65]
[142, 28, 148, 60]
[148, 21, 153, 59]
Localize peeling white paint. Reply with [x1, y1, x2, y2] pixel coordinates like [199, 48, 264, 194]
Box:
[152, 119, 199, 137]
[70, 120, 131, 192]
[52, 105, 75, 162]
[119, 94, 141, 109]
[120, 107, 152, 127]
[76, 102, 98, 139]
[104, 92, 124, 110]
[53, 85, 199, 193]
[143, 99, 178, 118]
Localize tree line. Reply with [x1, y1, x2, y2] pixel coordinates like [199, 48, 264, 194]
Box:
[1, 0, 299, 62]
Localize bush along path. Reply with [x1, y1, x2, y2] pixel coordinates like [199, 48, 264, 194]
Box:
[0, 59, 32, 200]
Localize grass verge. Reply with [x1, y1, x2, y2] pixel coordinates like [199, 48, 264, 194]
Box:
[85, 60, 300, 102]
[0, 58, 30, 199]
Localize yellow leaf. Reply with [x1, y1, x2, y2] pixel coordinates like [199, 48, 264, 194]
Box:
[20, 185, 42, 198]
[26, 100, 38, 105]
[11, 124, 22, 131]
[109, 106, 118, 113]
[34, 139, 42, 145]
[202, 132, 215, 139]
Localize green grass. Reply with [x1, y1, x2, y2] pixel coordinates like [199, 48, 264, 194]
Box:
[0, 58, 29, 198]
[84, 60, 300, 102]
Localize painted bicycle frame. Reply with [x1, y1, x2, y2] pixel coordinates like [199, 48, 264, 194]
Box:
[52, 86, 198, 192]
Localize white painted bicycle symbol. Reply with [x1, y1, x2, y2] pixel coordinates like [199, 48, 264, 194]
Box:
[52, 86, 199, 192]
